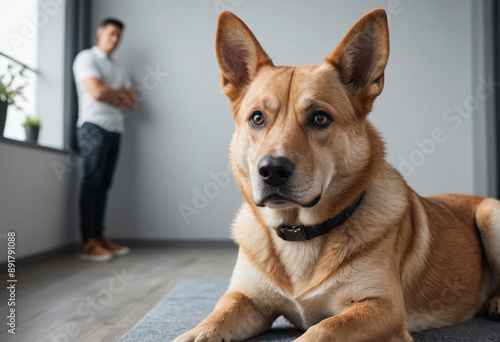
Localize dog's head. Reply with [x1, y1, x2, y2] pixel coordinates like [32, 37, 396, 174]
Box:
[215, 9, 389, 225]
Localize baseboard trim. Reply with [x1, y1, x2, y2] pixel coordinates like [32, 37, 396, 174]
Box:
[0, 239, 237, 273]
[0, 242, 79, 274]
[112, 239, 237, 249]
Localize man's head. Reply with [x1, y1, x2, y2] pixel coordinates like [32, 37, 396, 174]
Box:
[96, 18, 124, 56]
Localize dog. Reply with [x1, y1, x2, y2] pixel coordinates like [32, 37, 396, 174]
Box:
[174, 8, 500, 341]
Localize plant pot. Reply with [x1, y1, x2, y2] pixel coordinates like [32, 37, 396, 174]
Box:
[25, 126, 39, 143]
[0, 100, 8, 137]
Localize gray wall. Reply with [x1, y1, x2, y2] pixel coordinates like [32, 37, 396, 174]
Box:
[90, 0, 495, 241]
[0, 144, 79, 263]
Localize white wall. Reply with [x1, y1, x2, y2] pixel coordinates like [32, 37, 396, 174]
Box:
[90, 0, 493, 241]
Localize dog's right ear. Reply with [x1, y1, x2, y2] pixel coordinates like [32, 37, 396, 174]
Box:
[215, 11, 273, 101]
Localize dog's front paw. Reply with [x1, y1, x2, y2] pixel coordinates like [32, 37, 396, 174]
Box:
[171, 331, 195, 342]
[172, 328, 229, 342]
[487, 297, 500, 321]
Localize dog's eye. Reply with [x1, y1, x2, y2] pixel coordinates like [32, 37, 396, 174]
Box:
[312, 112, 331, 127]
[250, 111, 265, 126]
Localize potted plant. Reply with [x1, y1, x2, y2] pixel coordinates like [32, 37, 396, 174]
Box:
[0, 64, 27, 137]
[23, 116, 41, 143]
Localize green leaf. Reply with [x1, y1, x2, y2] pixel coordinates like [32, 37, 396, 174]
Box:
[7, 75, 14, 87]
[22, 116, 41, 128]
[0, 64, 30, 105]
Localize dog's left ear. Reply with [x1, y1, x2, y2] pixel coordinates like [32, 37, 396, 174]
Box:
[215, 11, 273, 101]
[325, 9, 389, 114]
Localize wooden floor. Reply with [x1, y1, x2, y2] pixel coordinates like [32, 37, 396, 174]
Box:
[0, 247, 238, 342]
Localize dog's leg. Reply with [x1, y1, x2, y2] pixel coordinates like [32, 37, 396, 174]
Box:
[293, 298, 413, 342]
[173, 290, 275, 342]
[475, 198, 500, 321]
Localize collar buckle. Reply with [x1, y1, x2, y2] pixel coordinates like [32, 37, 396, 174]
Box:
[274, 191, 365, 242]
[276, 226, 307, 241]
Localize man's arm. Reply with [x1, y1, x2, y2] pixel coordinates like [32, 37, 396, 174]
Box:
[82, 78, 136, 109]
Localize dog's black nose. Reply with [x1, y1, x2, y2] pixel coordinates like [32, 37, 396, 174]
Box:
[258, 155, 294, 186]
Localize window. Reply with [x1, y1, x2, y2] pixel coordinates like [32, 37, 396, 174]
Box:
[0, 0, 38, 142]
[0, 0, 66, 150]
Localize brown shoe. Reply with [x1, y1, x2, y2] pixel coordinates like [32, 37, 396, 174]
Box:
[79, 238, 113, 261]
[96, 237, 130, 257]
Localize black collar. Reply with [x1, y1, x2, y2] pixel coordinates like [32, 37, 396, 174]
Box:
[275, 192, 365, 241]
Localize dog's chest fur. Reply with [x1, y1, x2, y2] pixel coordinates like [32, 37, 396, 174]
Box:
[230, 241, 335, 330]
[272, 238, 341, 329]
[273, 237, 324, 289]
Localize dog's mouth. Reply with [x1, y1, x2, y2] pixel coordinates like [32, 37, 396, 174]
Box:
[255, 193, 322, 209]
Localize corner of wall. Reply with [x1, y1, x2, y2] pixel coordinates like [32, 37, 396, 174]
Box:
[471, 0, 497, 198]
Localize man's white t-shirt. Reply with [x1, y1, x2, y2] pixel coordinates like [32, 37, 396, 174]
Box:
[73, 46, 131, 133]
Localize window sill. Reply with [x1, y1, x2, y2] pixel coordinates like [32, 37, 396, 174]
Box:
[0, 136, 67, 155]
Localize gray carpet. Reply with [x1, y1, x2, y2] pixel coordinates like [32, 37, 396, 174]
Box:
[119, 279, 500, 342]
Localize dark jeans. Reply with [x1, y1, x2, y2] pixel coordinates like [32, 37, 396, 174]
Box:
[77, 122, 121, 243]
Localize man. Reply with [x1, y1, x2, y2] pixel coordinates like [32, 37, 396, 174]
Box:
[73, 18, 136, 261]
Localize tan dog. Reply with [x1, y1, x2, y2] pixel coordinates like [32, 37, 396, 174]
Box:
[174, 9, 500, 342]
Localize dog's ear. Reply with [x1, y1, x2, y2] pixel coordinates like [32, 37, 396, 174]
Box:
[215, 11, 273, 101]
[325, 9, 389, 114]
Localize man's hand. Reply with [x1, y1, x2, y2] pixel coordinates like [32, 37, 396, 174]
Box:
[119, 87, 137, 109]
[82, 78, 137, 110]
